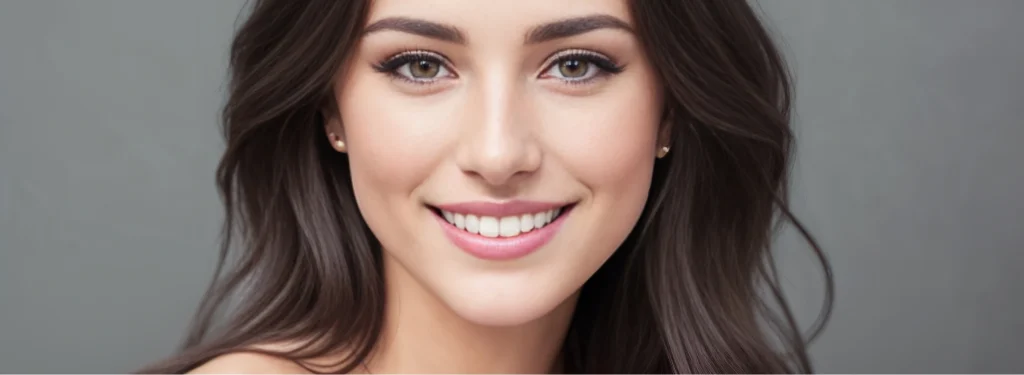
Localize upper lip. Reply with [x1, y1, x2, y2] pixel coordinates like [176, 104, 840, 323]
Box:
[432, 200, 571, 217]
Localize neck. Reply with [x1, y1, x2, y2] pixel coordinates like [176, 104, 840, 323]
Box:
[362, 253, 577, 374]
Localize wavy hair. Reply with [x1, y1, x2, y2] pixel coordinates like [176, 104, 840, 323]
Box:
[140, 0, 833, 373]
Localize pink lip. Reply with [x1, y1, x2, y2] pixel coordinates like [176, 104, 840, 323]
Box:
[432, 205, 574, 261]
[433, 200, 567, 217]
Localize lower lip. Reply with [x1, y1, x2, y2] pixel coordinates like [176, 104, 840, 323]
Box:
[433, 206, 573, 261]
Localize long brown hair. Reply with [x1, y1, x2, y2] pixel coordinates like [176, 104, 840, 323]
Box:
[140, 0, 833, 373]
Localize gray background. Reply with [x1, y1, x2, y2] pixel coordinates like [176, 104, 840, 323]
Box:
[0, 0, 1021, 372]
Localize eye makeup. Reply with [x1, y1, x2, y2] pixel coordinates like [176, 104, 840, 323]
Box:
[371, 47, 625, 88]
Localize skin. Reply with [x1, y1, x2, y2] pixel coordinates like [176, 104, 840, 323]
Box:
[194, 0, 668, 372]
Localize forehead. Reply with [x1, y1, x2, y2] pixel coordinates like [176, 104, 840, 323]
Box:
[365, 0, 633, 40]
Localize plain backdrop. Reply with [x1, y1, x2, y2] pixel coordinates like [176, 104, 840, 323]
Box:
[1, 0, 1021, 372]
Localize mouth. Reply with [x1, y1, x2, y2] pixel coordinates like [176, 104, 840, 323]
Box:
[427, 201, 576, 261]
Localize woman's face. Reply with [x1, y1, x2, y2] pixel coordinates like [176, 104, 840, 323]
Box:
[328, 0, 665, 326]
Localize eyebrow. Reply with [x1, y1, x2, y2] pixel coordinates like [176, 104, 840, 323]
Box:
[525, 15, 633, 44]
[363, 17, 466, 44]
[362, 14, 633, 45]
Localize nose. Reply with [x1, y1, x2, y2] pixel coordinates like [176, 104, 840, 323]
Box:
[454, 78, 541, 187]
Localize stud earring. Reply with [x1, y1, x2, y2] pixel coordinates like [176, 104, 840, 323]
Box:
[656, 146, 670, 159]
[329, 133, 346, 152]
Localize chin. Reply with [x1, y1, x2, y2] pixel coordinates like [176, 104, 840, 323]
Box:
[439, 277, 578, 327]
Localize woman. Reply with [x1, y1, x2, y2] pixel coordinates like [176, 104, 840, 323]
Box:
[141, 0, 833, 373]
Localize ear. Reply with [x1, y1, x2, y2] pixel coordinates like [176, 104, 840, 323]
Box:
[322, 104, 347, 153]
[656, 109, 674, 159]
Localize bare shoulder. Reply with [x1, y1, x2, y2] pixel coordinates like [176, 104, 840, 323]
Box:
[187, 351, 309, 374]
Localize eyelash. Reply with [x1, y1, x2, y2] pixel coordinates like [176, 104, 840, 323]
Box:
[371, 49, 624, 86]
[372, 50, 453, 85]
[541, 49, 623, 85]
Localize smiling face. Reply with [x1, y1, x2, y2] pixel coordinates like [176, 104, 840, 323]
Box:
[326, 0, 666, 326]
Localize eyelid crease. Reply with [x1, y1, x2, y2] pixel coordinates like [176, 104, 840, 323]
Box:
[544, 49, 617, 66]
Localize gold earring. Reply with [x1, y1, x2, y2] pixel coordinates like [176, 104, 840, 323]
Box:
[329, 133, 346, 152]
[656, 146, 670, 159]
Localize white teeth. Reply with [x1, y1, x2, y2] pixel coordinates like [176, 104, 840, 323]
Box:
[440, 208, 566, 238]
[478, 216, 499, 238]
[533, 211, 547, 229]
[519, 214, 534, 233]
[454, 213, 465, 229]
[465, 214, 480, 234]
[499, 216, 520, 237]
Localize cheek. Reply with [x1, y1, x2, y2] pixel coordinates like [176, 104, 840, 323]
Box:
[525, 82, 661, 293]
[539, 83, 661, 200]
[336, 72, 452, 238]
[537, 78, 662, 277]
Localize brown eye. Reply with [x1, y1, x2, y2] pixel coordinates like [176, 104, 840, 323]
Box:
[376, 51, 455, 83]
[410, 60, 441, 78]
[541, 50, 622, 84]
[557, 59, 590, 78]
